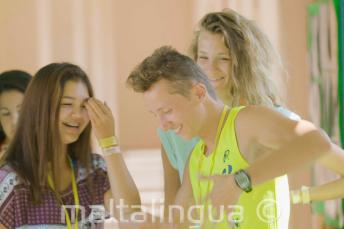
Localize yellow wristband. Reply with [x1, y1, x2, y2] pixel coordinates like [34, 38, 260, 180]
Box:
[99, 136, 118, 148]
[301, 186, 311, 204]
[290, 190, 302, 204]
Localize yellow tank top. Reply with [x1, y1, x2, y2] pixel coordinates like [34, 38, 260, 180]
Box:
[189, 106, 290, 229]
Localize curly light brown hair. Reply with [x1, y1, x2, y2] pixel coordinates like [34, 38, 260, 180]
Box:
[190, 9, 284, 107]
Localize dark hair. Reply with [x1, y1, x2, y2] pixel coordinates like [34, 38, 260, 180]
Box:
[127, 46, 217, 99]
[3, 63, 94, 202]
[0, 70, 32, 142]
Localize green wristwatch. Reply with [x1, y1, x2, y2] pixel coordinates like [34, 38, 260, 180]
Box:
[234, 169, 252, 193]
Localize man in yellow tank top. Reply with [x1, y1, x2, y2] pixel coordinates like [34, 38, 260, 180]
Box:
[127, 46, 344, 229]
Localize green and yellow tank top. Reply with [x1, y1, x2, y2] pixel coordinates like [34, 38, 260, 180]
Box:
[189, 106, 290, 229]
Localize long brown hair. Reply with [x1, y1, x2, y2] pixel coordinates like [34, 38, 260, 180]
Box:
[3, 63, 94, 202]
[190, 9, 284, 107]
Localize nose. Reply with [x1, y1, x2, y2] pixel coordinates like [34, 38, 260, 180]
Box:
[71, 107, 84, 119]
[200, 59, 218, 75]
[11, 112, 20, 129]
[158, 114, 171, 131]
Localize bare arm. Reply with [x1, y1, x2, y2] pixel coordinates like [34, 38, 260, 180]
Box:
[317, 143, 344, 175]
[173, 158, 194, 229]
[239, 106, 332, 187]
[161, 146, 181, 220]
[86, 98, 141, 220]
[291, 143, 344, 203]
[205, 106, 332, 208]
[103, 153, 141, 219]
[309, 178, 344, 201]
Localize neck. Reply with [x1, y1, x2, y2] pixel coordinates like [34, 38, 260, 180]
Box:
[53, 145, 73, 192]
[216, 88, 232, 106]
[198, 99, 225, 156]
[57, 145, 70, 170]
[216, 88, 249, 106]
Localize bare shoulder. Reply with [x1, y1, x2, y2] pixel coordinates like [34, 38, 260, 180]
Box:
[237, 105, 292, 122]
[235, 106, 301, 155]
[236, 105, 298, 135]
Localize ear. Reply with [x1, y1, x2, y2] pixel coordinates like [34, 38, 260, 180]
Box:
[192, 83, 207, 101]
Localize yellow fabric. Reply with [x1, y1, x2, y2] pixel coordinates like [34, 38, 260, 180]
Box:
[189, 106, 289, 229]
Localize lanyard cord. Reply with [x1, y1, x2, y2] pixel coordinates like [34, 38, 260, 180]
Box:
[48, 157, 79, 229]
[198, 106, 230, 228]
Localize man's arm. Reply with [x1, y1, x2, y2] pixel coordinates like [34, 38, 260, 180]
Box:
[247, 127, 331, 186]
[245, 107, 344, 204]
[240, 106, 332, 187]
[173, 158, 194, 229]
[205, 106, 332, 207]
[161, 146, 181, 220]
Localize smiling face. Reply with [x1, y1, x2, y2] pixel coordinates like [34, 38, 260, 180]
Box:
[196, 30, 232, 90]
[59, 80, 90, 145]
[0, 90, 24, 142]
[143, 79, 205, 140]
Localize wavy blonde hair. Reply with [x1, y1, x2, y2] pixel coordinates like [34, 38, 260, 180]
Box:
[190, 9, 285, 107]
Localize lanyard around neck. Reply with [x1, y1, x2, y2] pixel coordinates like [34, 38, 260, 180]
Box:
[198, 105, 230, 202]
[197, 106, 230, 228]
[48, 157, 79, 229]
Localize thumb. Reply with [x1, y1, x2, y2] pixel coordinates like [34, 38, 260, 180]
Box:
[198, 174, 217, 182]
[199, 175, 219, 203]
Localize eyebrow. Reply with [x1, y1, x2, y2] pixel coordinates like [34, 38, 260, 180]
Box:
[61, 96, 89, 101]
[149, 107, 167, 114]
[198, 51, 229, 56]
[61, 96, 75, 100]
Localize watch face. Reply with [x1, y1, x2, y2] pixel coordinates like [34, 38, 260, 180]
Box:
[237, 173, 249, 186]
[235, 170, 252, 192]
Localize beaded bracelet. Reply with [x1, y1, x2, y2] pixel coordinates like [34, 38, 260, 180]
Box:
[102, 146, 121, 157]
[290, 186, 311, 204]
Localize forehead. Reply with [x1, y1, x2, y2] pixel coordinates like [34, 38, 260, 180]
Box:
[62, 80, 89, 98]
[143, 79, 189, 109]
[0, 90, 24, 107]
[198, 31, 228, 52]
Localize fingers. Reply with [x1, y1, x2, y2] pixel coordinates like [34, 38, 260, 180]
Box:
[85, 98, 102, 120]
[104, 101, 113, 114]
[85, 97, 116, 139]
[198, 175, 208, 182]
[93, 98, 109, 115]
[85, 98, 113, 119]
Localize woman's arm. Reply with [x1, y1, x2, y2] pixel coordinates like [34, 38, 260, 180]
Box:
[85, 98, 141, 220]
[291, 143, 344, 203]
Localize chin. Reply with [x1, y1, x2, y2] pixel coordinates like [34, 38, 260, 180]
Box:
[62, 136, 79, 145]
[178, 133, 194, 141]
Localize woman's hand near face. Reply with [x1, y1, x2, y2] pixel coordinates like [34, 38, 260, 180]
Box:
[85, 98, 115, 139]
